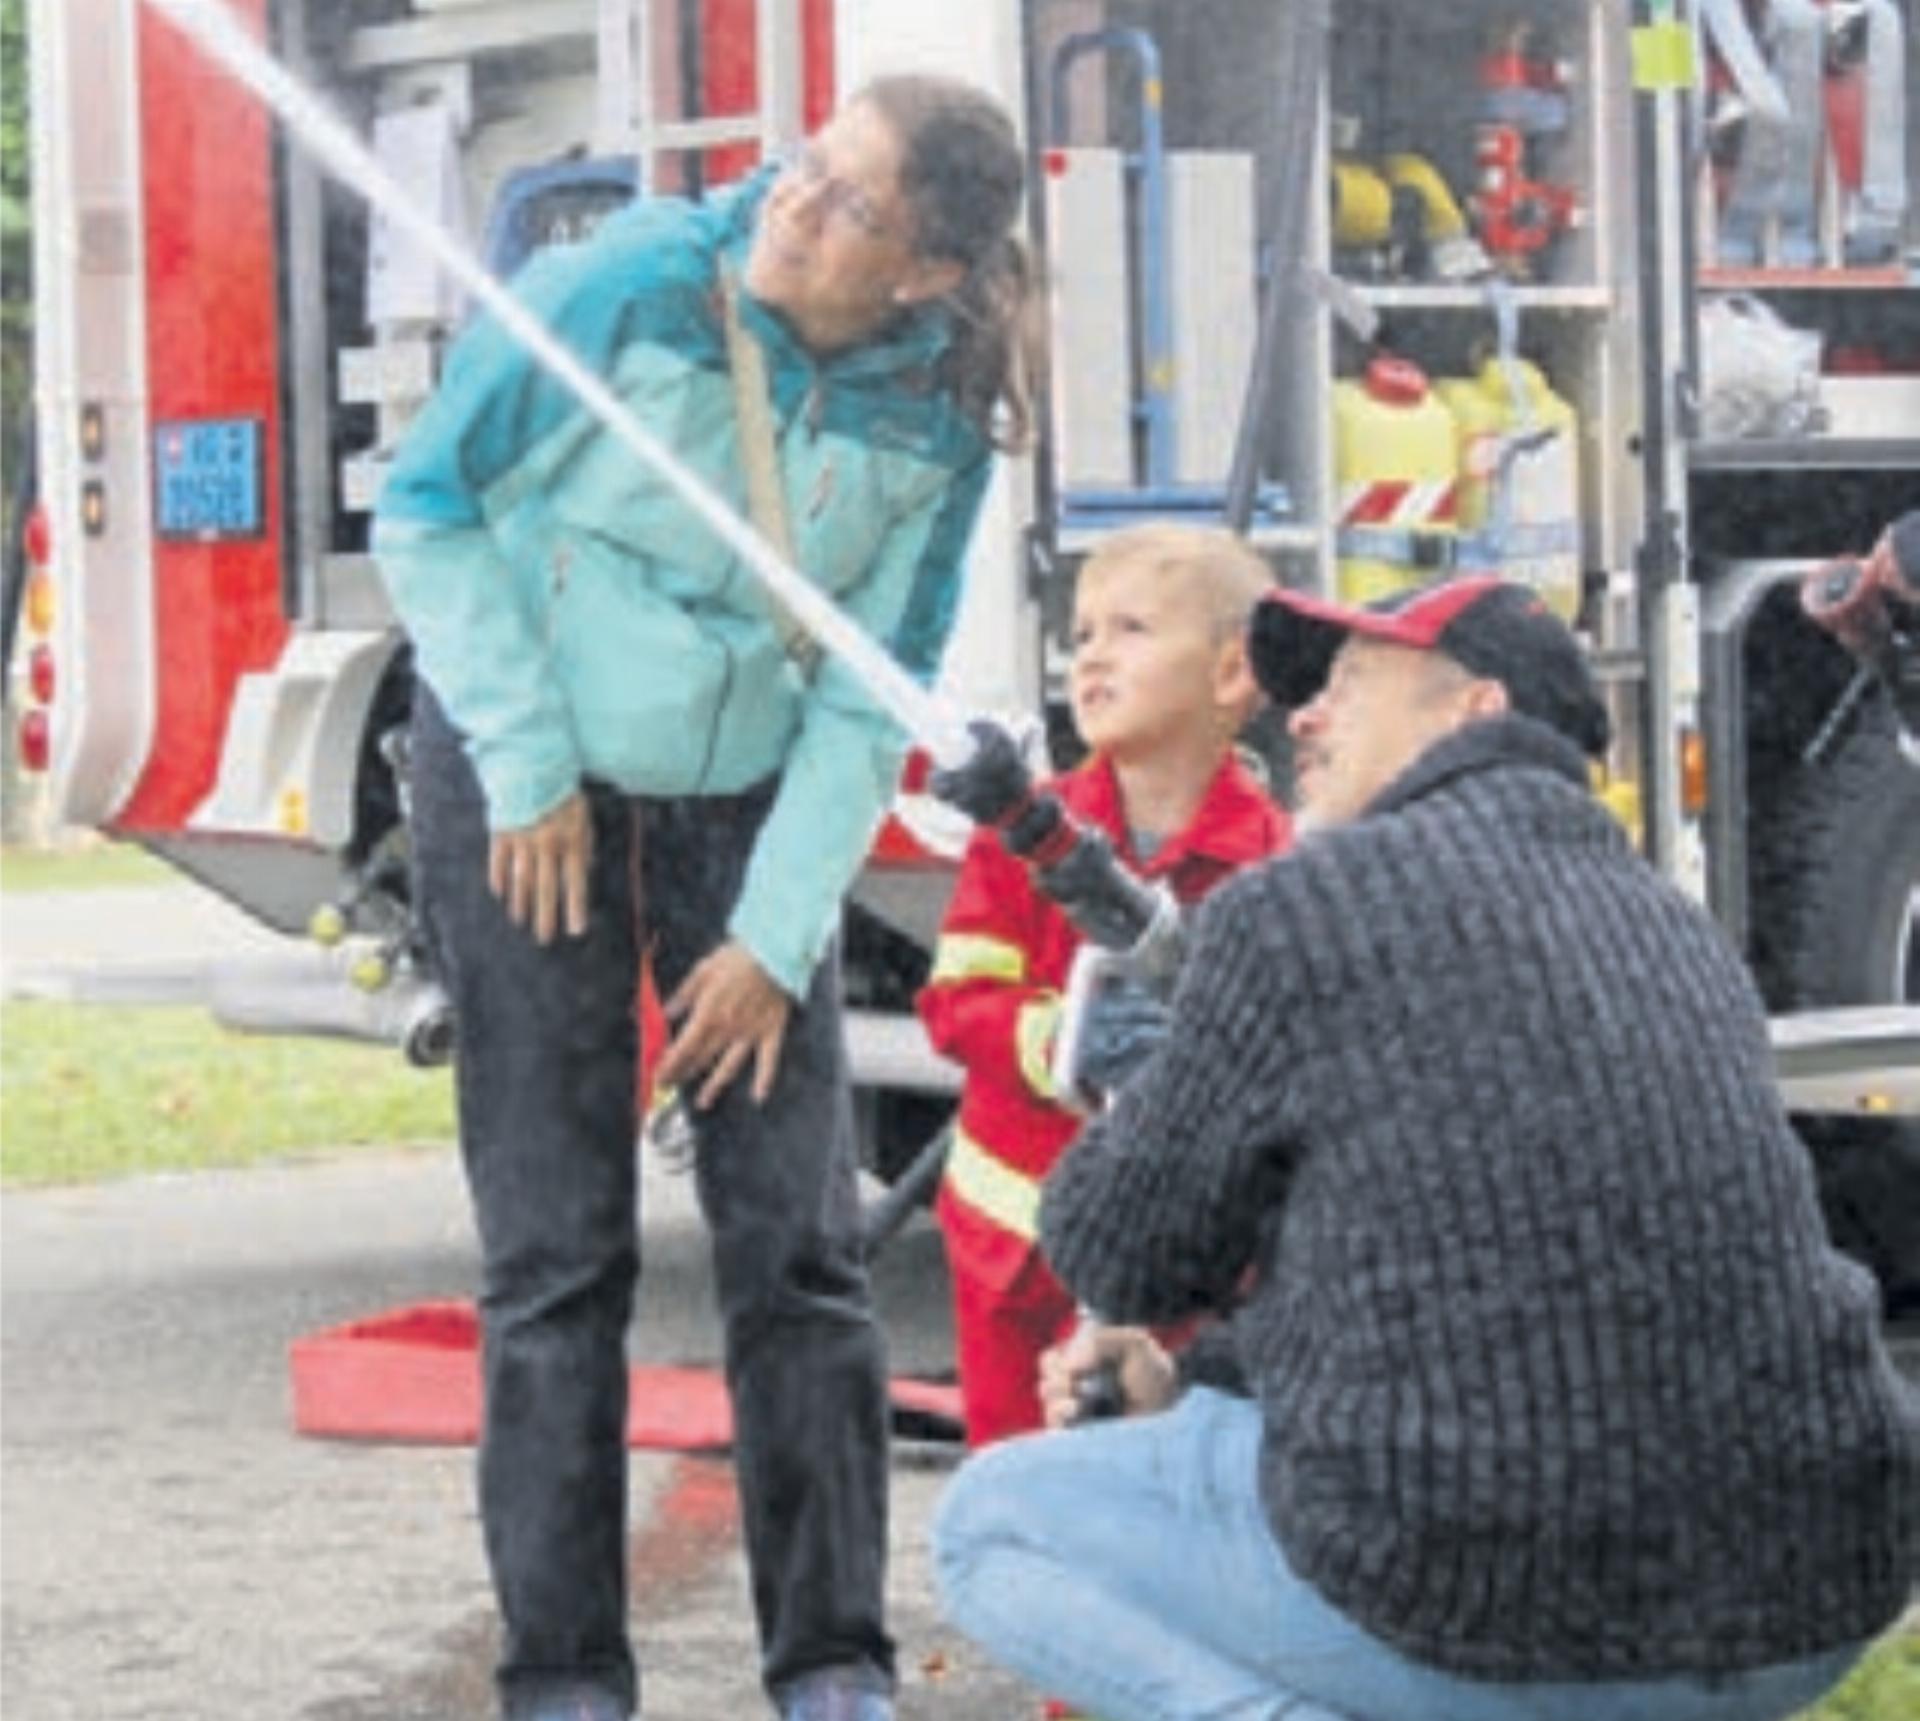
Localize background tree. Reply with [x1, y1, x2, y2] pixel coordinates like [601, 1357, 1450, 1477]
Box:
[2, 0, 34, 842]
[1, 0, 27, 441]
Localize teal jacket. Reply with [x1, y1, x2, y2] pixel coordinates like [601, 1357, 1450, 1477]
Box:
[373, 173, 993, 996]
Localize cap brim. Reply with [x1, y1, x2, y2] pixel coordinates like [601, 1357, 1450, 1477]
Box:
[1248, 581, 1495, 707]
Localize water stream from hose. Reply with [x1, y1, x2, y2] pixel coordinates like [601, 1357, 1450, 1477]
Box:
[142, 0, 978, 768]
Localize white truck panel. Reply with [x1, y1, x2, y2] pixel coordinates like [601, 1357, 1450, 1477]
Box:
[1166, 150, 1256, 488]
[190, 630, 400, 849]
[1046, 147, 1133, 490]
[833, 0, 1025, 104]
[28, 0, 157, 827]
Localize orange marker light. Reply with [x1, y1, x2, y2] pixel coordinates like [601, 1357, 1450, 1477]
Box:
[277, 786, 310, 836]
[23, 568, 55, 637]
[1679, 728, 1709, 817]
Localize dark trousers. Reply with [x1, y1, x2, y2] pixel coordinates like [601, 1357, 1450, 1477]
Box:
[410, 688, 895, 1719]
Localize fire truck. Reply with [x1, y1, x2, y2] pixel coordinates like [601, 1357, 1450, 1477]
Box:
[18, 1, 1920, 1288]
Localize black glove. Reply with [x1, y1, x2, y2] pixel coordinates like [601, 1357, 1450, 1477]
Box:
[926, 718, 1033, 827]
[1070, 969, 1172, 1100]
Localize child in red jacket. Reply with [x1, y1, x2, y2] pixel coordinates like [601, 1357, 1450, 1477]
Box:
[918, 523, 1291, 1446]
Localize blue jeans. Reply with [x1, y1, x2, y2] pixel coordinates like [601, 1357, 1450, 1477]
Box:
[411, 688, 894, 1719]
[933, 1388, 1868, 1721]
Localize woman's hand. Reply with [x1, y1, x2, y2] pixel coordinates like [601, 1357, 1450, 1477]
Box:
[488, 792, 592, 943]
[657, 940, 792, 1109]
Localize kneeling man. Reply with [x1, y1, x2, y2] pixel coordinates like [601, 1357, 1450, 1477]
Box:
[933, 576, 1920, 1721]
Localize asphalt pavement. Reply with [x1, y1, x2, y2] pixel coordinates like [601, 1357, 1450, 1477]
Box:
[11, 877, 1913, 1721]
[0, 881, 1037, 1720]
[1, 1148, 1037, 1721]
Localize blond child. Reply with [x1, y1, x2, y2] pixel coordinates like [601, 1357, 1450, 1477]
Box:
[917, 523, 1291, 1445]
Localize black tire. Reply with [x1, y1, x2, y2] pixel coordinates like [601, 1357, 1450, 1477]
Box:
[1754, 717, 1919, 1009]
[1751, 708, 1920, 1317]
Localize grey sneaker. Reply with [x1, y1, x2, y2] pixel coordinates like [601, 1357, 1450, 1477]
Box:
[521, 1692, 632, 1721]
[778, 1668, 894, 1721]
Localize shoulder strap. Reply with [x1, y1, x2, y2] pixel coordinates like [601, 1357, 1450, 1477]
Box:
[720, 270, 821, 678]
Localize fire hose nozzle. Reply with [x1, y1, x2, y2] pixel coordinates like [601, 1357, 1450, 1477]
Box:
[926, 717, 1035, 829]
[930, 712, 1189, 989]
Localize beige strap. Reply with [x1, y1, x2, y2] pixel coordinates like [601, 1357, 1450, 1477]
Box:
[720, 270, 820, 678]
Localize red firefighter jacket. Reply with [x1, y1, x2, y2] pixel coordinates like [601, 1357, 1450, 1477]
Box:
[918, 751, 1289, 1291]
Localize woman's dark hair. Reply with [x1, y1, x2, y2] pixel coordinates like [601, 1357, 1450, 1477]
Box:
[858, 74, 1042, 453]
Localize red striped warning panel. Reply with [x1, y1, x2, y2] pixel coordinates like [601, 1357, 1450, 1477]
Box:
[290, 1301, 963, 1450]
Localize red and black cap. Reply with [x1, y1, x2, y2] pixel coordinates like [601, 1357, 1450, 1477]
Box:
[1249, 575, 1612, 758]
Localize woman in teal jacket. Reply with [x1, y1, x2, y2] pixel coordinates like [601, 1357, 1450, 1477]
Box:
[375, 77, 1033, 1721]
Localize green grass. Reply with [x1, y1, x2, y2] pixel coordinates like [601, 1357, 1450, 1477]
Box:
[0, 838, 454, 1183]
[0, 999, 454, 1185]
[1799, 1617, 1918, 1721]
[0, 839, 175, 892]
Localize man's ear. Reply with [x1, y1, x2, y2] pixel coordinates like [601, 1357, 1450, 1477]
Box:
[1461, 677, 1511, 723]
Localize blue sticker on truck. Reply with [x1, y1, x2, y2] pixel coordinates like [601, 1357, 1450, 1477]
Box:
[153, 417, 265, 539]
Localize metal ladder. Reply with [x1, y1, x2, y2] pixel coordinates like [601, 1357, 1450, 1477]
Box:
[593, 0, 807, 188]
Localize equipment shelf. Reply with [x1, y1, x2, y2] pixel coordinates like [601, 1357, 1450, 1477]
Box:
[1346, 284, 1615, 311]
[1690, 437, 1920, 472]
[344, 0, 598, 72]
[1699, 266, 1917, 293]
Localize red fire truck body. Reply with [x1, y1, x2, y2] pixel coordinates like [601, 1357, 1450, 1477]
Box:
[20, 1, 1920, 1221]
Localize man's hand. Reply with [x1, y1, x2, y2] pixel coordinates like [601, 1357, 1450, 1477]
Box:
[657, 941, 792, 1109]
[1039, 1324, 1178, 1429]
[488, 792, 592, 943]
[1865, 512, 1920, 605]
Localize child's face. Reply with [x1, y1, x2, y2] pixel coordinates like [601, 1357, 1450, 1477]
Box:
[1069, 557, 1238, 763]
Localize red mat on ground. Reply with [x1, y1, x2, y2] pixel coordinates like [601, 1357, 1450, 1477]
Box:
[290, 1300, 963, 1451]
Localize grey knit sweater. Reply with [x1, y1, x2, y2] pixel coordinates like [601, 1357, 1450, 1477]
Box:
[1039, 715, 1920, 1680]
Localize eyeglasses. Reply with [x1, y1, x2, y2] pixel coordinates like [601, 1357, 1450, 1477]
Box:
[780, 143, 895, 241]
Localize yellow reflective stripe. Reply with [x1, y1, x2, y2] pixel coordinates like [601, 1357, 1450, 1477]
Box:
[946, 1126, 1044, 1243]
[1016, 994, 1062, 1101]
[930, 932, 1028, 986]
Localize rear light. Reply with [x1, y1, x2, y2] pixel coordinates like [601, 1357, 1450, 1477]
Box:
[23, 569, 54, 636]
[22, 500, 50, 569]
[1678, 728, 1709, 816]
[21, 502, 55, 637]
[26, 644, 55, 705]
[17, 707, 49, 773]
